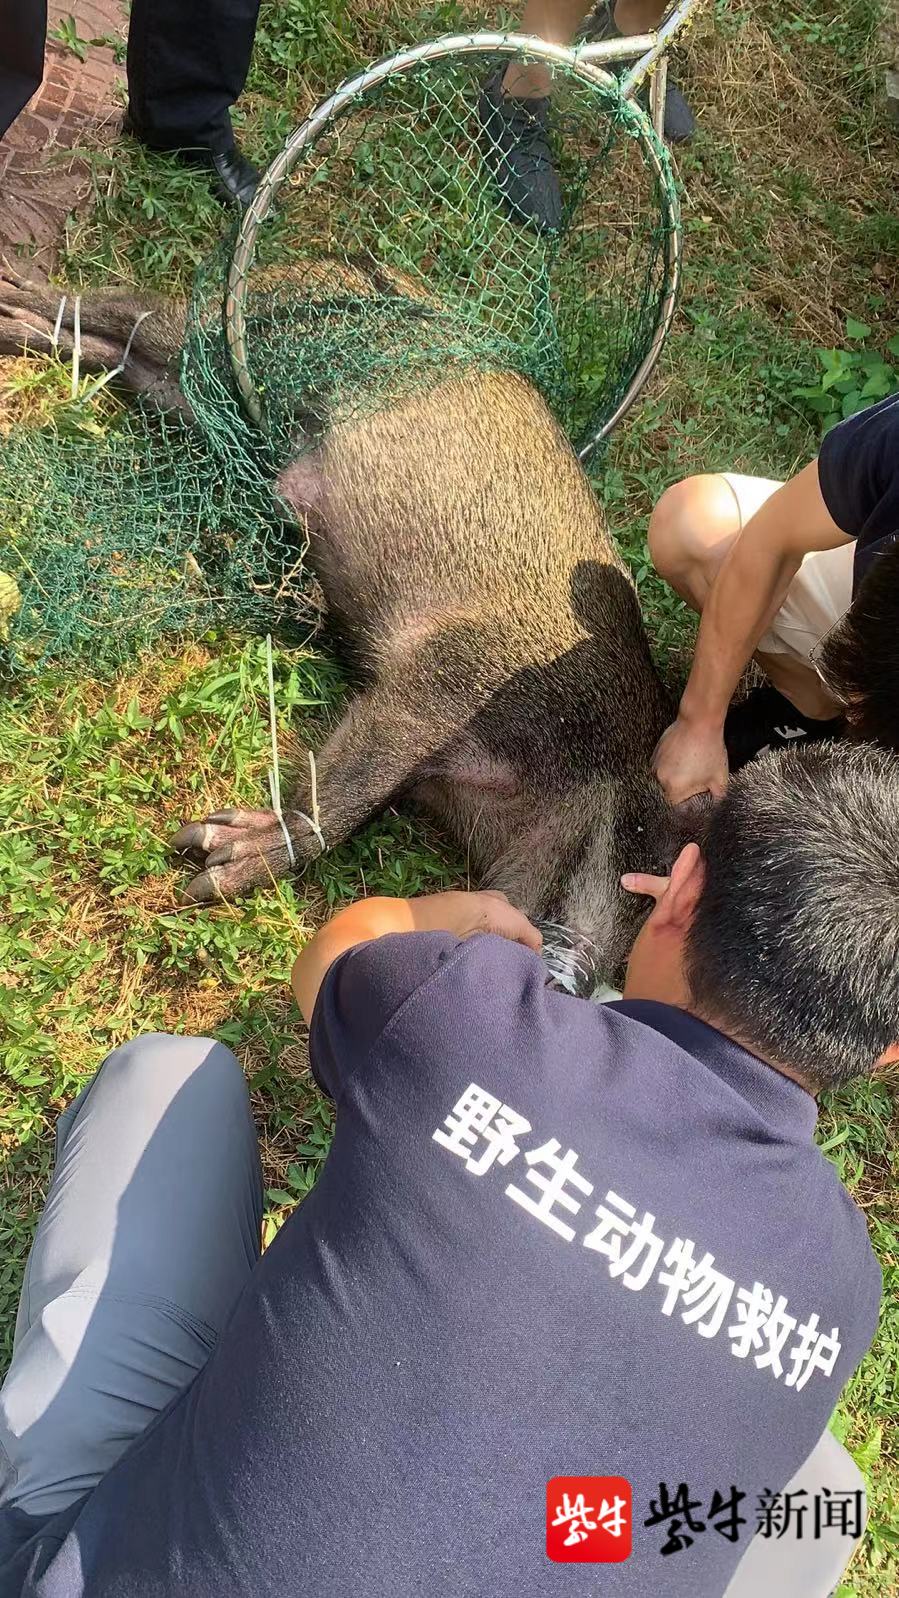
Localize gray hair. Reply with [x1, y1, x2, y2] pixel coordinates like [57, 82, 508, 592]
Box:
[685, 741, 899, 1089]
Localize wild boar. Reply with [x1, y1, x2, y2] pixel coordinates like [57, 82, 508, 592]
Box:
[0, 261, 696, 989]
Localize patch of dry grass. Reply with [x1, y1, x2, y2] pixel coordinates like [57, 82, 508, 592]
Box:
[678, 3, 898, 341]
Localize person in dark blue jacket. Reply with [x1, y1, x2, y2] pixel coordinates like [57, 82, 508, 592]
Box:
[0, 741, 891, 1597]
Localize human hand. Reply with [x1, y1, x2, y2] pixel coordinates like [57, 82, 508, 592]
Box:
[620, 870, 671, 903]
[652, 716, 729, 805]
[408, 890, 543, 952]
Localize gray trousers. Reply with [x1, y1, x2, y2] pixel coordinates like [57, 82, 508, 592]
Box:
[0, 1034, 867, 1595]
[0, 1033, 262, 1518]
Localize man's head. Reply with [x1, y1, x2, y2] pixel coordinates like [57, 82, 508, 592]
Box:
[624, 742, 899, 1091]
[818, 543, 899, 750]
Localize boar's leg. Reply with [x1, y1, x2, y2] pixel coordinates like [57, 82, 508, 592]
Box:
[0, 262, 189, 414]
[173, 679, 457, 903]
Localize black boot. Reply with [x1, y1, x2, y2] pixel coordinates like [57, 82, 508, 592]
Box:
[724, 683, 845, 771]
[581, 2, 696, 143]
[660, 82, 695, 144]
[478, 69, 563, 235]
[123, 115, 259, 209]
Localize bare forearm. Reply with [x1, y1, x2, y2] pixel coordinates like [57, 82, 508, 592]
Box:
[677, 459, 848, 730]
[678, 539, 802, 732]
[653, 461, 848, 804]
[652, 544, 794, 801]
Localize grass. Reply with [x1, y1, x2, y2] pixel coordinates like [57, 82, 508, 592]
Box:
[1, 0, 897, 1590]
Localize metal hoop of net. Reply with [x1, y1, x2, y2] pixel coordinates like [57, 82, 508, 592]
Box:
[219, 32, 681, 465]
[0, 20, 694, 672]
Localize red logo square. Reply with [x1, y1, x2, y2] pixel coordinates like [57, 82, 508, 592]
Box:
[546, 1476, 633, 1563]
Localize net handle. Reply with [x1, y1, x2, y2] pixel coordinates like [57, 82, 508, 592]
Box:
[225, 31, 683, 454]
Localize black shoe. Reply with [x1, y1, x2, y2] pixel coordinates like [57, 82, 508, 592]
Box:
[123, 115, 260, 209]
[661, 82, 695, 143]
[206, 145, 260, 209]
[581, 4, 696, 143]
[478, 69, 563, 235]
[581, 2, 618, 43]
[724, 683, 845, 772]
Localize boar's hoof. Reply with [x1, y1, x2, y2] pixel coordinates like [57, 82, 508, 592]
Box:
[172, 807, 308, 902]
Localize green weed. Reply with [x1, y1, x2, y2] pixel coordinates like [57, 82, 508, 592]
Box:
[49, 15, 126, 66]
[793, 320, 899, 436]
[49, 14, 93, 63]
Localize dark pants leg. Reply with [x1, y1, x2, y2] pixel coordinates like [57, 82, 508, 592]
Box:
[0, 0, 46, 141]
[126, 0, 263, 154]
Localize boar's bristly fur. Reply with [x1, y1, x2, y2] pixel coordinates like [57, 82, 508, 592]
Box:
[0, 263, 698, 985]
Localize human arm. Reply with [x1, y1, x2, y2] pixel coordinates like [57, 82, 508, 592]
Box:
[291, 890, 541, 1025]
[654, 460, 850, 804]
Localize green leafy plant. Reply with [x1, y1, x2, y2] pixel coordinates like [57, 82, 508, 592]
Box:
[48, 15, 110, 63]
[48, 15, 90, 61]
[794, 319, 899, 436]
[49, 16, 126, 64]
[94, 32, 127, 65]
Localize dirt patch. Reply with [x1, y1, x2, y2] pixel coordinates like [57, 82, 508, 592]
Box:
[0, 2, 126, 267]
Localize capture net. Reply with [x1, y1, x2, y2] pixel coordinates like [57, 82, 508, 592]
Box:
[0, 43, 677, 672]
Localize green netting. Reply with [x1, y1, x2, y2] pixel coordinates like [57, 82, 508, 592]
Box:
[0, 44, 677, 672]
